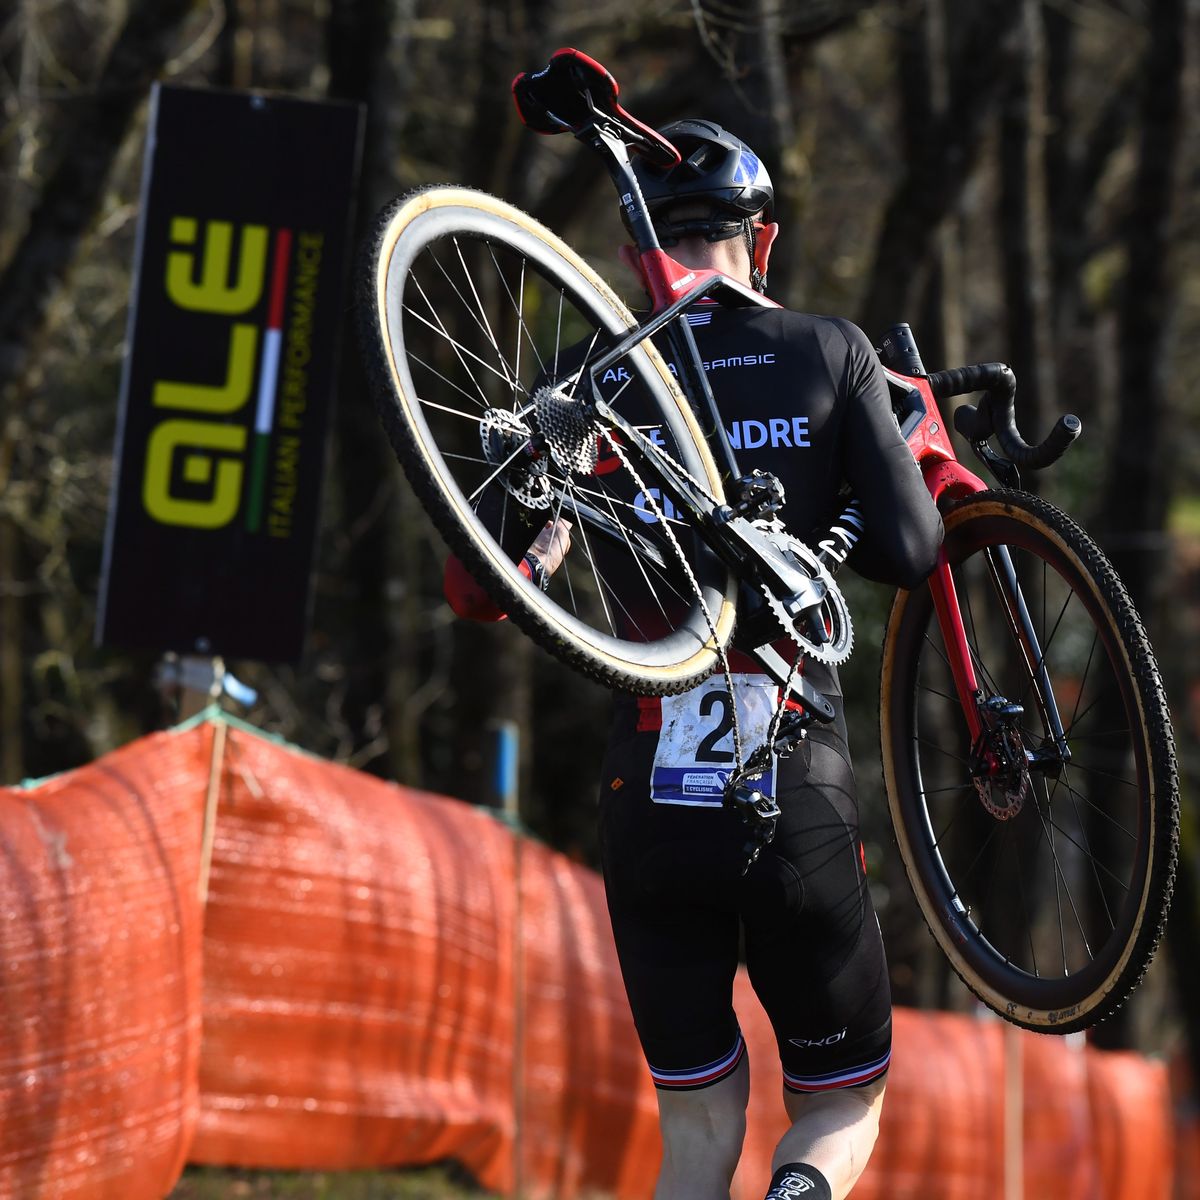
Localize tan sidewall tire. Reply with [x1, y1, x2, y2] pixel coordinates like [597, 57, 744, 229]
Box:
[363, 186, 738, 694]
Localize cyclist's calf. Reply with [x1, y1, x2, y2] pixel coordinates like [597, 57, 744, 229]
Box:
[654, 1056, 749, 1200]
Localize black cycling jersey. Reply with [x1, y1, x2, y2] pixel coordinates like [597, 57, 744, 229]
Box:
[585, 304, 943, 706]
[604, 303, 942, 591]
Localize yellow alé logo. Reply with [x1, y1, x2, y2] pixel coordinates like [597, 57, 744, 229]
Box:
[142, 216, 268, 529]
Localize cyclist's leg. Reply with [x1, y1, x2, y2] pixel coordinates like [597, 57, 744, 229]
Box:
[741, 727, 892, 1199]
[654, 1055, 749, 1200]
[773, 1073, 887, 1199]
[599, 709, 754, 1198]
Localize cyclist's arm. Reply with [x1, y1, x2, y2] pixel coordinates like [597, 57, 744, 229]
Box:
[832, 319, 943, 589]
[443, 349, 583, 621]
[444, 516, 572, 621]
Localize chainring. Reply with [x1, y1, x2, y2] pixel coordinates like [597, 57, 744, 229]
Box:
[757, 530, 854, 666]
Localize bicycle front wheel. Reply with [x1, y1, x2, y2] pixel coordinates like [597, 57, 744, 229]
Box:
[358, 186, 738, 695]
[881, 490, 1178, 1032]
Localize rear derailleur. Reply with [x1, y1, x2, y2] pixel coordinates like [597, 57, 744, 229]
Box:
[724, 707, 813, 873]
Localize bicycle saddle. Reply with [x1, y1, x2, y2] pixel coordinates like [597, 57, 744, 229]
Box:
[512, 48, 681, 168]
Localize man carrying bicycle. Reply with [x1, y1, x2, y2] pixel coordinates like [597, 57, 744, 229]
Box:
[444, 116, 941, 1199]
[569, 120, 940, 1200]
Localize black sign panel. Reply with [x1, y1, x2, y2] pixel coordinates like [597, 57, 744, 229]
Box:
[98, 85, 363, 662]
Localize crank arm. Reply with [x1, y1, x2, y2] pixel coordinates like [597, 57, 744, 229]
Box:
[744, 641, 836, 723]
[715, 514, 829, 615]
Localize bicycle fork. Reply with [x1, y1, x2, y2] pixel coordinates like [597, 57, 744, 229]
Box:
[928, 542, 1072, 783]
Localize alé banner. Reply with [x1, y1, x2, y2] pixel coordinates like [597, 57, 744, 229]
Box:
[98, 84, 363, 662]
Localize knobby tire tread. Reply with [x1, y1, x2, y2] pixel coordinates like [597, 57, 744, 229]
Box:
[356, 185, 732, 698]
[881, 488, 1178, 1033]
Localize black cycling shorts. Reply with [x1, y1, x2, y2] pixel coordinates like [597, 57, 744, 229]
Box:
[598, 701, 891, 1094]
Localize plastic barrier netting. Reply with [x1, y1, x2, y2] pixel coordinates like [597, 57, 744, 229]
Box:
[188, 720, 662, 1197]
[0, 717, 1189, 1199]
[0, 728, 207, 1200]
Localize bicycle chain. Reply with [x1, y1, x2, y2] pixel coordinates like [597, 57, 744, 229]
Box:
[603, 430, 746, 774]
[586, 392, 852, 667]
[562, 380, 851, 865]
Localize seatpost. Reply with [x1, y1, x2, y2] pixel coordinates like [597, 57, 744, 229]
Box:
[578, 122, 744, 485]
[581, 123, 661, 254]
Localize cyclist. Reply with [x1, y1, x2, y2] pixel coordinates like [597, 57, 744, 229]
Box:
[446, 119, 942, 1200]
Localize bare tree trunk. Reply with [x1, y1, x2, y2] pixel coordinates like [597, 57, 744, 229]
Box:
[1041, 3, 1140, 437]
[0, 0, 193, 781]
[901, 0, 965, 375]
[0, 422, 21, 783]
[858, 1, 1024, 341]
[997, 0, 1053, 447]
[0, 0, 195, 399]
[323, 0, 421, 779]
[748, 0, 799, 304]
[1100, 0, 1185, 617]
[1091, 0, 1187, 1053]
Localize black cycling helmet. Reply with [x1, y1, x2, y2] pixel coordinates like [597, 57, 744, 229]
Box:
[633, 119, 773, 232]
[630, 119, 774, 290]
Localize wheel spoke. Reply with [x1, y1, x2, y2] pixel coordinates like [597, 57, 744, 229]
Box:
[1010, 823, 1042, 976]
[1063, 780, 1119, 933]
[406, 290, 528, 398]
[435, 238, 520, 390]
[1029, 789, 1096, 959]
[466, 440, 535, 505]
[1038, 813, 1132, 893]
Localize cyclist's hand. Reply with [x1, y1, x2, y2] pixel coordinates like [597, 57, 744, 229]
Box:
[528, 518, 572, 574]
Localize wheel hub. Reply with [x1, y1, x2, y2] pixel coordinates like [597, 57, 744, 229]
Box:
[970, 698, 1030, 820]
[479, 408, 551, 509]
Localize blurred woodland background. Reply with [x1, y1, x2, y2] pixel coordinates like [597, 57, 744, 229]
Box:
[0, 0, 1197, 1071]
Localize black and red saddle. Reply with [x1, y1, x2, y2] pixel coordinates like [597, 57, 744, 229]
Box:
[512, 48, 680, 168]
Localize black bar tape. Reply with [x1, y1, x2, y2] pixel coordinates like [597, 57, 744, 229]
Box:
[926, 362, 1010, 401]
[932, 362, 1081, 470]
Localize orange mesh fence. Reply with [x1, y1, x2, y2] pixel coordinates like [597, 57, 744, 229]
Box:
[1178, 1114, 1200, 1200]
[193, 721, 1180, 1200]
[1086, 1047, 1173, 1200]
[189, 722, 663, 1196]
[0, 716, 1189, 1199]
[191, 724, 522, 1184]
[0, 726, 208, 1200]
[737, 1012, 1175, 1200]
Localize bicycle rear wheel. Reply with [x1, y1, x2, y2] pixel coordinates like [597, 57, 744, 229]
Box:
[358, 186, 737, 695]
[881, 490, 1178, 1032]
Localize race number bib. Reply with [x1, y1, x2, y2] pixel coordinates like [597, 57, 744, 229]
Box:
[650, 674, 777, 806]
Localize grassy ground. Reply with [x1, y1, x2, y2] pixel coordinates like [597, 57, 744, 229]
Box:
[169, 1164, 502, 1199]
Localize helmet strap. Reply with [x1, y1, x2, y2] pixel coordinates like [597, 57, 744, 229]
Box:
[744, 219, 766, 293]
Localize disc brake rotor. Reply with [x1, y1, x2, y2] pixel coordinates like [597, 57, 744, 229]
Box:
[973, 727, 1030, 820]
[479, 407, 551, 509]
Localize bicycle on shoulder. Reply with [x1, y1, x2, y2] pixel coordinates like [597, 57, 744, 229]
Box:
[357, 47, 1178, 1035]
